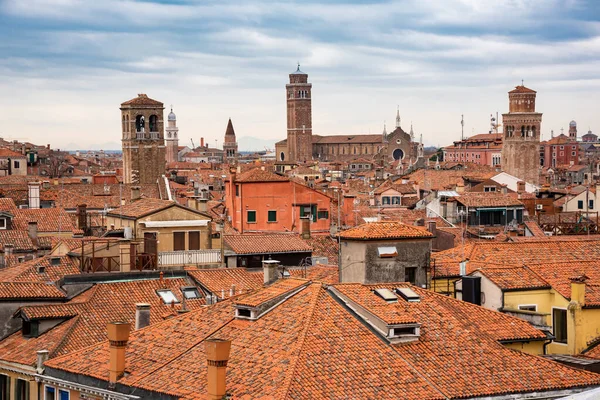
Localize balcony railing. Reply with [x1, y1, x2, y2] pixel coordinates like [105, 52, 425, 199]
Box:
[158, 249, 221, 267]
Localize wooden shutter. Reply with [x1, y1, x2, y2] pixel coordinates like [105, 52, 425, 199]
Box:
[173, 232, 185, 251]
[188, 231, 200, 250]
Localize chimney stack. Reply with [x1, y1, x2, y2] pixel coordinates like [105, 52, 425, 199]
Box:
[107, 322, 131, 386]
[4, 244, 14, 256]
[501, 184, 508, 195]
[187, 197, 198, 210]
[517, 181, 526, 193]
[427, 221, 436, 237]
[263, 259, 280, 285]
[201, 137, 205, 148]
[205, 338, 231, 400]
[77, 204, 87, 232]
[197, 198, 208, 213]
[36, 349, 49, 374]
[131, 186, 141, 201]
[28, 181, 40, 209]
[301, 217, 311, 239]
[28, 221, 38, 245]
[135, 303, 151, 330]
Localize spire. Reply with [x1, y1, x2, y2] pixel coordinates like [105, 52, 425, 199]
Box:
[225, 118, 235, 137]
[420, 132, 422, 145]
[410, 122, 414, 140]
[396, 106, 401, 128]
[382, 121, 388, 142]
[551, 129, 554, 138]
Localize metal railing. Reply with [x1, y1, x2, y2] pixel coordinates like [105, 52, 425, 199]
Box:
[158, 249, 221, 266]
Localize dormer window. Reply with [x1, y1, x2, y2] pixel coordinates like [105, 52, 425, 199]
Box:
[388, 324, 421, 343]
[0, 218, 5, 229]
[157, 289, 179, 304]
[235, 307, 253, 319]
[22, 320, 39, 338]
[181, 287, 200, 299]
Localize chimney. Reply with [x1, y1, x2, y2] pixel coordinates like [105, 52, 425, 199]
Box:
[301, 217, 311, 239]
[517, 181, 526, 192]
[197, 198, 208, 213]
[427, 221, 436, 237]
[187, 197, 198, 210]
[263, 259, 280, 285]
[107, 322, 131, 386]
[36, 349, 49, 374]
[28, 181, 40, 209]
[28, 221, 38, 245]
[42, 180, 50, 189]
[135, 303, 151, 330]
[501, 184, 508, 195]
[201, 137, 205, 148]
[131, 186, 141, 201]
[571, 276, 587, 307]
[229, 284, 236, 297]
[205, 338, 231, 400]
[46, 144, 50, 150]
[77, 204, 87, 231]
[570, 276, 587, 354]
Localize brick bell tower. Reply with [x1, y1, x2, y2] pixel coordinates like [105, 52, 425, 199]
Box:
[120, 94, 166, 184]
[286, 64, 313, 163]
[501, 84, 542, 185]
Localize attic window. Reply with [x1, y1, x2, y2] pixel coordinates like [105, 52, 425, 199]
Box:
[182, 287, 200, 299]
[157, 289, 180, 304]
[373, 288, 397, 303]
[395, 287, 420, 302]
[22, 320, 39, 338]
[36, 265, 45, 274]
[236, 307, 252, 319]
[50, 257, 61, 266]
[392, 326, 417, 336]
[377, 246, 398, 258]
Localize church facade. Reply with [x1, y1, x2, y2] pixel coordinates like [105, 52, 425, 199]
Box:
[276, 66, 423, 165]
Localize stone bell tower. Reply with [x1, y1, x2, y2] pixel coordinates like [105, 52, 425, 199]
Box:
[120, 94, 166, 184]
[501, 84, 542, 185]
[286, 64, 313, 163]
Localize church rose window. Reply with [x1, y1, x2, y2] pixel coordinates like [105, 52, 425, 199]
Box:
[392, 148, 404, 160]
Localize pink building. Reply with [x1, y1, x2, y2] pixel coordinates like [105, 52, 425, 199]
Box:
[443, 134, 503, 166]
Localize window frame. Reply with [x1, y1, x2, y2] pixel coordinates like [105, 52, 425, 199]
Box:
[44, 385, 56, 400]
[173, 231, 186, 251]
[317, 210, 329, 220]
[552, 307, 568, 344]
[518, 304, 537, 312]
[157, 289, 180, 304]
[267, 210, 277, 223]
[15, 378, 29, 400]
[0, 374, 10, 400]
[0, 218, 6, 229]
[58, 389, 70, 400]
[247, 210, 257, 224]
[577, 200, 584, 210]
[188, 230, 201, 250]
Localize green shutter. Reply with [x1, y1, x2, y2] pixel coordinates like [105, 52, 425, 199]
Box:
[268, 210, 277, 222]
[247, 211, 256, 223]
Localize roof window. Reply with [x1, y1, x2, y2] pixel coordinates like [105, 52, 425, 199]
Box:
[373, 288, 397, 303]
[157, 289, 180, 304]
[235, 307, 253, 319]
[50, 257, 61, 266]
[395, 287, 420, 302]
[377, 246, 398, 258]
[181, 287, 200, 299]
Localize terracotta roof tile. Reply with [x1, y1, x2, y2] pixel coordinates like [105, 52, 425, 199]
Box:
[455, 192, 524, 207]
[340, 221, 433, 240]
[224, 233, 312, 255]
[44, 281, 600, 399]
[0, 230, 35, 252]
[234, 278, 308, 307]
[234, 168, 288, 183]
[509, 85, 537, 94]
[106, 198, 175, 219]
[120, 93, 163, 106]
[0, 281, 65, 299]
[476, 266, 551, 290]
[12, 208, 77, 232]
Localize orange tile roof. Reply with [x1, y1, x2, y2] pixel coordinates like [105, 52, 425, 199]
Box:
[301, 234, 339, 264]
[0, 148, 26, 158]
[13, 208, 77, 233]
[43, 282, 600, 399]
[120, 93, 163, 106]
[234, 167, 288, 183]
[340, 221, 433, 240]
[0, 230, 35, 252]
[106, 198, 175, 219]
[224, 233, 312, 255]
[234, 278, 308, 307]
[0, 277, 205, 367]
[455, 192, 524, 207]
[0, 255, 79, 283]
[475, 266, 550, 291]
[0, 281, 66, 299]
[0, 198, 18, 212]
[509, 85, 536, 94]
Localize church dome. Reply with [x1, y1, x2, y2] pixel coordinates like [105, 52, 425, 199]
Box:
[570, 120, 577, 127]
[168, 109, 176, 121]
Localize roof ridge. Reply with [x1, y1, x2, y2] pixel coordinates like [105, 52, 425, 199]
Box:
[48, 315, 82, 359]
[280, 283, 323, 399]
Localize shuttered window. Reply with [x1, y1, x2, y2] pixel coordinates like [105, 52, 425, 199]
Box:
[189, 231, 200, 250]
[173, 232, 185, 251]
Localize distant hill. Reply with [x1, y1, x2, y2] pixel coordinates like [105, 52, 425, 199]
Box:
[237, 136, 279, 152]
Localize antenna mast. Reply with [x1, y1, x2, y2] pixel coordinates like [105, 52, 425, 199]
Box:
[461, 114, 464, 140]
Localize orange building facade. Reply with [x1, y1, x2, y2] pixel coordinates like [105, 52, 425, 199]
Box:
[225, 168, 331, 234]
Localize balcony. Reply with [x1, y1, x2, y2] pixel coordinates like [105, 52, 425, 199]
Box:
[157, 249, 221, 268]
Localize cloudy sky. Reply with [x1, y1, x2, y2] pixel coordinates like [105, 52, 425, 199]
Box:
[1, 0, 599, 150]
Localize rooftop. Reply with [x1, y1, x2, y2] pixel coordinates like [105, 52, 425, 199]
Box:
[339, 221, 433, 240]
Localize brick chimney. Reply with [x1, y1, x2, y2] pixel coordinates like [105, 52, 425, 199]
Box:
[427, 221, 436, 237]
[131, 186, 141, 201]
[205, 338, 231, 400]
[107, 322, 131, 386]
[200, 137, 205, 148]
[301, 217, 311, 239]
[28, 221, 38, 246]
[517, 181, 526, 192]
[135, 303, 151, 330]
[77, 204, 87, 231]
[263, 259, 280, 285]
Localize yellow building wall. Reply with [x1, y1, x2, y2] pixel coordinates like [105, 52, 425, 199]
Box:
[503, 341, 545, 355]
[0, 368, 39, 400]
[431, 277, 459, 295]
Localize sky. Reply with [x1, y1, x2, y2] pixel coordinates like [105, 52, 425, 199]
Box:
[1, 0, 600, 151]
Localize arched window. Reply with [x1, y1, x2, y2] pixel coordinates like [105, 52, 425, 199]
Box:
[126, 115, 130, 133]
[521, 126, 525, 137]
[122, 116, 126, 132]
[136, 115, 145, 133]
[531, 126, 536, 138]
[149, 115, 158, 132]
[353, 147, 357, 154]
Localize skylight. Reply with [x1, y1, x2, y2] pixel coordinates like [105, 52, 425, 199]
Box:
[373, 288, 397, 302]
[181, 287, 200, 299]
[157, 289, 180, 304]
[395, 287, 420, 302]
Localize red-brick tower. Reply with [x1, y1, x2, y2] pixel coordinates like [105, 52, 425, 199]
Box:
[501, 85, 542, 185]
[286, 64, 313, 163]
[121, 94, 166, 184]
